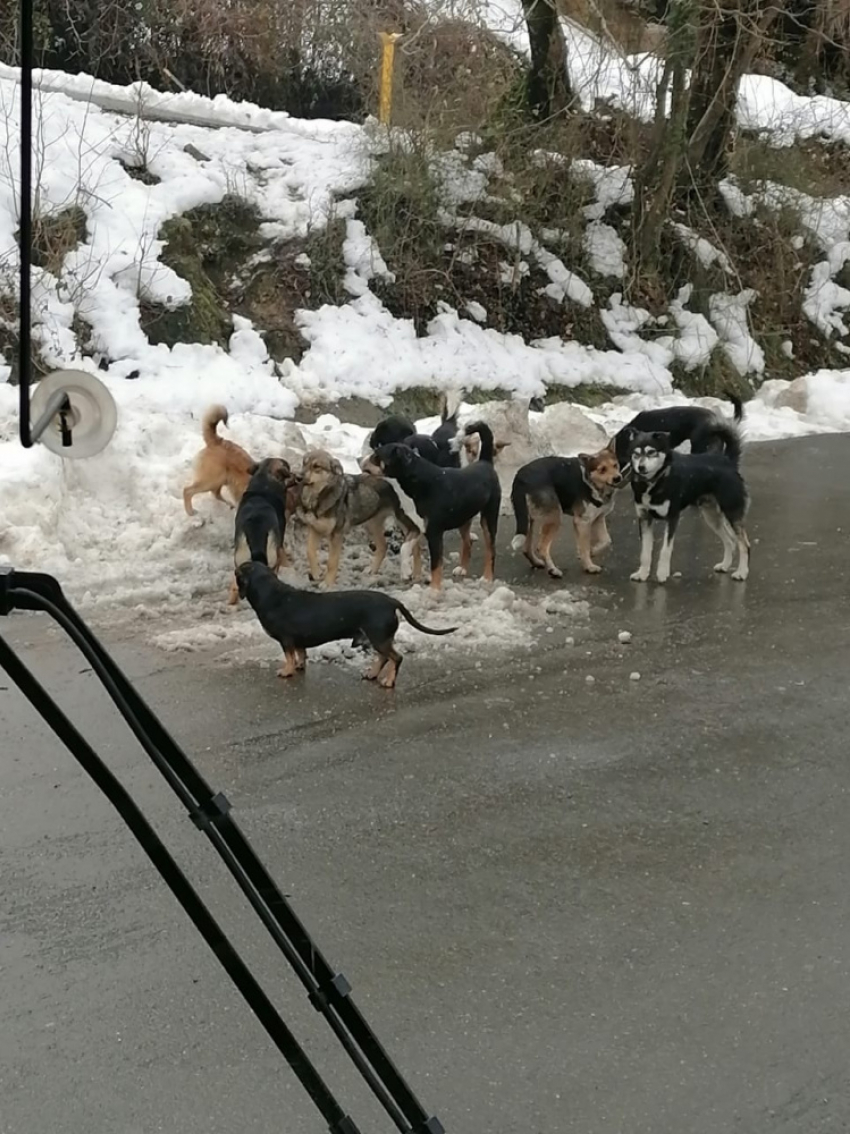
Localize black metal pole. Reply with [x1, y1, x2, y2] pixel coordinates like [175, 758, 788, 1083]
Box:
[0, 630, 359, 1134]
[0, 569, 444, 1134]
[18, 0, 33, 446]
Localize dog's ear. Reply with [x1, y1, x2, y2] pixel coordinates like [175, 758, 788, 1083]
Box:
[236, 566, 249, 599]
[248, 462, 260, 475]
[270, 459, 291, 482]
[651, 431, 671, 449]
[329, 457, 344, 477]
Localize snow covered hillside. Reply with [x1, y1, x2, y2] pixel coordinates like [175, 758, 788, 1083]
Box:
[1, 34, 850, 663]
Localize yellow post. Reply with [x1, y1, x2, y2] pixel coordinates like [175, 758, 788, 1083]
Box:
[378, 32, 401, 125]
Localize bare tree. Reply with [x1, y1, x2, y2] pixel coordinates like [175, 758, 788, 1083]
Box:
[679, 0, 784, 205]
[632, 0, 786, 268]
[631, 0, 697, 269]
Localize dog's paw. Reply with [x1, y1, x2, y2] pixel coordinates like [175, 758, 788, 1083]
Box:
[583, 564, 603, 575]
[276, 666, 296, 679]
[630, 570, 649, 582]
[452, 566, 468, 578]
[470, 532, 479, 543]
[547, 567, 563, 579]
[378, 673, 397, 689]
[731, 569, 748, 581]
[510, 535, 525, 552]
[713, 562, 732, 574]
[655, 571, 669, 584]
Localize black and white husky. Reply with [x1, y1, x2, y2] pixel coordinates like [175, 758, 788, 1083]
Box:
[628, 422, 750, 584]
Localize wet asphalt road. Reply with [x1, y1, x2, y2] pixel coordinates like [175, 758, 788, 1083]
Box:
[2, 434, 850, 1134]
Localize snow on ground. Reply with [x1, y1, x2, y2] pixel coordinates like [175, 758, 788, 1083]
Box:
[1, 59, 850, 673]
[1, 378, 845, 660]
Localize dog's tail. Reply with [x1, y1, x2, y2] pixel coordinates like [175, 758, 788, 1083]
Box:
[510, 474, 530, 547]
[394, 601, 457, 636]
[202, 404, 229, 446]
[699, 419, 743, 466]
[727, 391, 744, 423]
[439, 388, 464, 425]
[464, 421, 496, 463]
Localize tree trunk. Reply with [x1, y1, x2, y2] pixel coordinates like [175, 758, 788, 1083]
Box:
[631, 0, 696, 270]
[677, 0, 783, 207]
[521, 0, 572, 121]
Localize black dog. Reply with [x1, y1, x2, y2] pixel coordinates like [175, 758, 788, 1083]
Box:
[236, 562, 457, 688]
[628, 423, 750, 584]
[614, 393, 744, 475]
[364, 422, 501, 589]
[367, 392, 462, 469]
[228, 457, 293, 604]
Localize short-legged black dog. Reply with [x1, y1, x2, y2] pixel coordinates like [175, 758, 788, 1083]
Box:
[229, 458, 294, 604]
[236, 562, 457, 688]
[363, 421, 501, 589]
[628, 423, 750, 584]
[510, 441, 623, 577]
[614, 393, 744, 475]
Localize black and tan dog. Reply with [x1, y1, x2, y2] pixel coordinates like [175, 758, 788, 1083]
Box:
[228, 458, 295, 604]
[613, 394, 744, 476]
[236, 562, 457, 688]
[364, 421, 501, 590]
[299, 449, 421, 586]
[510, 441, 623, 577]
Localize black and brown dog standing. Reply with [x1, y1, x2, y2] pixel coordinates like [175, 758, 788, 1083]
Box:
[236, 562, 457, 688]
[298, 449, 421, 585]
[364, 421, 501, 589]
[510, 441, 623, 577]
[228, 457, 295, 604]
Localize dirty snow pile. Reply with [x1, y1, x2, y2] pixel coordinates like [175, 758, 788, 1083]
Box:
[0, 57, 850, 665]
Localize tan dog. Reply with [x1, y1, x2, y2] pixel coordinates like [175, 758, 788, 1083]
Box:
[510, 441, 624, 577]
[298, 449, 422, 586]
[183, 405, 255, 516]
